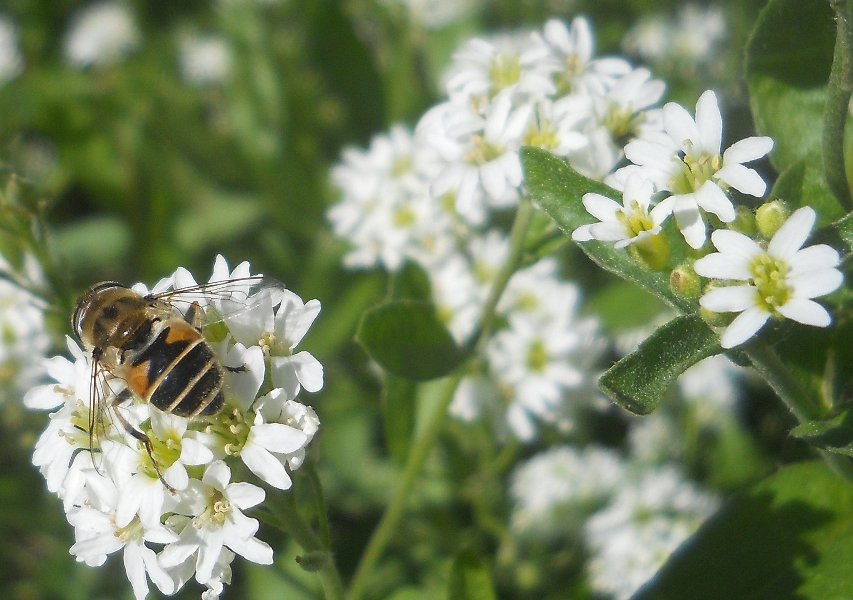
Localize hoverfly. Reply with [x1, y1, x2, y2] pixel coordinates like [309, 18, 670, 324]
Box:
[72, 275, 279, 491]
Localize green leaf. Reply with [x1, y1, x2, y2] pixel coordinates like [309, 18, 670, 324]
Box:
[520, 147, 692, 313]
[636, 461, 853, 599]
[356, 300, 467, 380]
[599, 313, 721, 415]
[791, 409, 853, 457]
[382, 374, 417, 463]
[744, 0, 835, 174]
[448, 551, 497, 600]
[585, 281, 667, 335]
[771, 161, 846, 226]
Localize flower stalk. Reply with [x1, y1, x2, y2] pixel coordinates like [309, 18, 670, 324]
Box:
[347, 197, 535, 600]
[824, 0, 853, 211]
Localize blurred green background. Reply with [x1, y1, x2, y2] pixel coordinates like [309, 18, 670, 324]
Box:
[0, 1, 777, 598]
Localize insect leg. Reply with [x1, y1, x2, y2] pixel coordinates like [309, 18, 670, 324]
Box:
[110, 391, 177, 494]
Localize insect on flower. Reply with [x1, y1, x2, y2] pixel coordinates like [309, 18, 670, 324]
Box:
[71, 275, 282, 492]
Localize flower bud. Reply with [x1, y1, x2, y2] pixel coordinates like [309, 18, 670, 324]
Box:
[629, 233, 669, 271]
[670, 265, 701, 299]
[756, 200, 790, 240]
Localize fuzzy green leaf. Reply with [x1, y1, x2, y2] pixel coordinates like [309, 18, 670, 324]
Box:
[520, 147, 692, 313]
[771, 161, 846, 226]
[356, 300, 466, 380]
[599, 313, 721, 415]
[381, 374, 417, 463]
[791, 409, 853, 457]
[636, 461, 853, 599]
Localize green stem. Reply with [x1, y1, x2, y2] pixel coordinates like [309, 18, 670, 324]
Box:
[272, 491, 346, 600]
[745, 345, 853, 483]
[347, 197, 535, 600]
[824, 0, 853, 211]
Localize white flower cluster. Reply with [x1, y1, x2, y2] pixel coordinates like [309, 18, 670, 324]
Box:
[573, 87, 843, 348]
[64, 2, 140, 68]
[331, 17, 675, 440]
[25, 256, 322, 600]
[178, 33, 232, 87]
[510, 449, 717, 599]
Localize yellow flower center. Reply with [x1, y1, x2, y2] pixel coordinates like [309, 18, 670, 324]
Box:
[194, 488, 230, 529]
[526, 339, 548, 373]
[749, 253, 791, 313]
[616, 200, 655, 238]
[670, 150, 723, 194]
[523, 120, 558, 150]
[489, 53, 521, 95]
[465, 135, 504, 166]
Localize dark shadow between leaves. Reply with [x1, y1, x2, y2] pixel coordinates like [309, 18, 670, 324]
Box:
[634, 491, 831, 599]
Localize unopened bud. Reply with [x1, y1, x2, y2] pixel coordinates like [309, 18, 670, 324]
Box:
[670, 265, 701, 299]
[756, 200, 790, 240]
[629, 233, 669, 271]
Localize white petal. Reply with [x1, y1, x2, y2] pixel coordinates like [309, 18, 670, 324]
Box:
[23, 384, 65, 409]
[225, 534, 273, 566]
[582, 193, 621, 221]
[571, 224, 594, 241]
[277, 351, 324, 393]
[123, 542, 150, 600]
[663, 101, 699, 149]
[715, 164, 767, 197]
[709, 229, 763, 258]
[241, 446, 293, 490]
[788, 244, 841, 274]
[180, 437, 215, 465]
[226, 481, 266, 509]
[695, 180, 735, 221]
[693, 253, 752, 280]
[203, 461, 231, 490]
[250, 423, 307, 454]
[789, 268, 844, 299]
[700, 285, 757, 312]
[673, 200, 706, 249]
[777, 298, 832, 326]
[694, 90, 722, 154]
[588, 222, 630, 242]
[720, 307, 770, 348]
[723, 136, 773, 163]
[767, 207, 815, 259]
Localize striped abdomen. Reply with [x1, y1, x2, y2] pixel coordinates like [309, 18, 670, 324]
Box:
[125, 319, 225, 418]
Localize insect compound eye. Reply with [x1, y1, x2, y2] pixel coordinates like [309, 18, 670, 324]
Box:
[72, 281, 127, 340]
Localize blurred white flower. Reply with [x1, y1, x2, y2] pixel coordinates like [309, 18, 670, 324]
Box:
[0, 15, 23, 84]
[65, 2, 140, 68]
[381, 0, 481, 30]
[585, 466, 718, 599]
[179, 33, 231, 86]
[510, 445, 625, 533]
[694, 206, 843, 348]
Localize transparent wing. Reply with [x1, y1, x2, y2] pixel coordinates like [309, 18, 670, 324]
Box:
[147, 275, 286, 329]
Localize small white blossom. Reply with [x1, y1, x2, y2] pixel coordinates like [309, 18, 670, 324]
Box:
[573, 175, 669, 247]
[64, 2, 140, 68]
[511, 446, 625, 534]
[615, 90, 773, 248]
[694, 206, 843, 348]
[179, 33, 231, 86]
[0, 16, 23, 84]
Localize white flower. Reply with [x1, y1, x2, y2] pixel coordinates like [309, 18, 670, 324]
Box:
[382, 0, 480, 30]
[615, 90, 773, 248]
[533, 17, 632, 95]
[424, 92, 532, 224]
[159, 461, 273, 584]
[179, 33, 231, 86]
[572, 175, 669, 247]
[238, 389, 310, 490]
[0, 16, 23, 84]
[584, 466, 718, 600]
[442, 31, 554, 107]
[64, 2, 140, 68]
[510, 446, 625, 534]
[694, 206, 843, 348]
